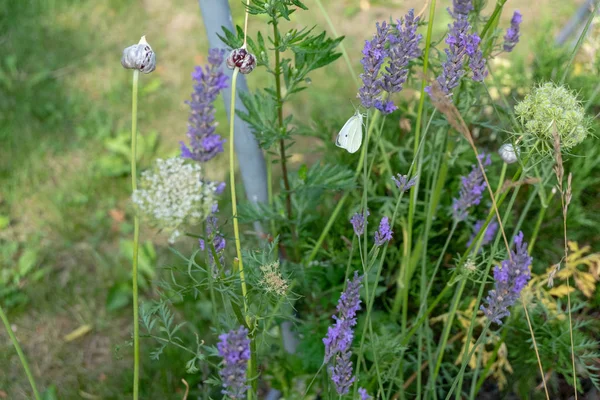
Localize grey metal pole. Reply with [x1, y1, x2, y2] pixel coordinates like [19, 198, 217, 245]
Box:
[197, 0, 268, 224]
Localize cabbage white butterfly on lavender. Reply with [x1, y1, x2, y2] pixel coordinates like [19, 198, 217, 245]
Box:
[335, 110, 364, 154]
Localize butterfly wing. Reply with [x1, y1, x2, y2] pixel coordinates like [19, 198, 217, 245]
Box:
[335, 114, 355, 149]
[345, 113, 363, 154]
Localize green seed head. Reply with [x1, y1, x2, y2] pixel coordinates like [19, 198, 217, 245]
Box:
[514, 82, 589, 155]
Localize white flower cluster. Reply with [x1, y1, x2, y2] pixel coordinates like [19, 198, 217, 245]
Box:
[132, 157, 217, 243]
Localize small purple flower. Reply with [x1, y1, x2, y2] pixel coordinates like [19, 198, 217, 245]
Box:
[217, 326, 250, 399]
[323, 272, 363, 361]
[199, 214, 226, 269]
[503, 11, 522, 52]
[374, 99, 398, 114]
[359, 387, 373, 400]
[392, 173, 417, 192]
[381, 9, 422, 95]
[469, 48, 488, 82]
[451, 0, 474, 18]
[452, 153, 491, 222]
[481, 232, 532, 324]
[358, 22, 390, 110]
[350, 209, 370, 236]
[467, 219, 498, 248]
[432, 14, 471, 96]
[323, 273, 363, 395]
[331, 350, 355, 395]
[180, 48, 228, 163]
[374, 216, 393, 246]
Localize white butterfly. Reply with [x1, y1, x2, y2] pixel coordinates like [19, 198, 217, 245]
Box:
[335, 110, 364, 154]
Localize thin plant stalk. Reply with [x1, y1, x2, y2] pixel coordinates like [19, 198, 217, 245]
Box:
[0, 305, 41, 400]
[401, 0, 436, 335]
[271, 19, 293, 225]
[130, 69, 141, 400]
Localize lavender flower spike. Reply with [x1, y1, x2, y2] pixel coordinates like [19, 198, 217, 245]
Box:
[433, 12, 471, 95]
[323, 272, 363, 361]
[359, 387, 373, 400]
[374, 216, 393, 246]
[481, 231, 532, 324]
[466, 219, 498, 249]
[381, 9, 422, 95]
[503, 11, 522, 52]
[323, 272, 363, 395]
[217, 326, 250, 399]
[392, 173, 417, 192]
[350, 209, 370, 236]
[180, 48, 229, 163]
[451, 0, 474, 17]
[452, 153, 491, 222]
[358, 22, 390, 110]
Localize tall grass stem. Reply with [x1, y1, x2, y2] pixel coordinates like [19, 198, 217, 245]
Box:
[130, 69, 141, 400]
[0, 305, 41, 400]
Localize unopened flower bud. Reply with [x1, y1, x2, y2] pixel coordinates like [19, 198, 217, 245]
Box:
[226, 48, 257, 74]
[498, 143, 519, 164]
[121, 36, 156, 74]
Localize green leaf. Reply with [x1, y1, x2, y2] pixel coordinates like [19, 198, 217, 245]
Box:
[106, 283, 131, 311]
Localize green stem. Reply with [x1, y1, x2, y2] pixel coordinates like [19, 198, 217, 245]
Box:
[272, 19, 293, 224]
[445, 323, 491, 399]
[130, 69, 140, 400]
[401, 0, 436, 334]
[480, 0, 507, 40]
[0, 305, 41, 400]
[229, 68, 257, 397]
[266, 153, 276, 238]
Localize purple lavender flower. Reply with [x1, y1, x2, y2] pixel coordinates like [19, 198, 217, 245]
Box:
[469, 48, 488, 82]
[358, 22, 390, 110]
[350, 209, 370, 236]
[467, 219, 498, 248]
[433, 15, 471, 96]
[452, 153, 491, 222]
[199, 213, 226, 268]
[359, 388, 373, 400]
[480, 232, 532, 324]
[392, 173, 417, 192]
[323, 272, 363, 395]
[180, 48, 228, 162]
[381, 9, 422, 95]
[503, 11, 522, 52]
[323, 272, 363, 361]
[374, 216, 393, 246]
[331, 350, 355, 395]
[451, 0, 474, 17]
[217, 326, 250, 399]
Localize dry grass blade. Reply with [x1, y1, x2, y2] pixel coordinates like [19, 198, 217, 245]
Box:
[552, 124, 578, 400]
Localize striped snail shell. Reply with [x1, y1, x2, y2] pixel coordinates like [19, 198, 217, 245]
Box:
[498, 143, 519, 164]
[121, 36, 156, 74]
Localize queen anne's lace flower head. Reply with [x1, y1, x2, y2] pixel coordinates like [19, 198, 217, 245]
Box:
[514, 82, 589, 155]
[217, 326, 250, 399]
[132, 157, 218, 243]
